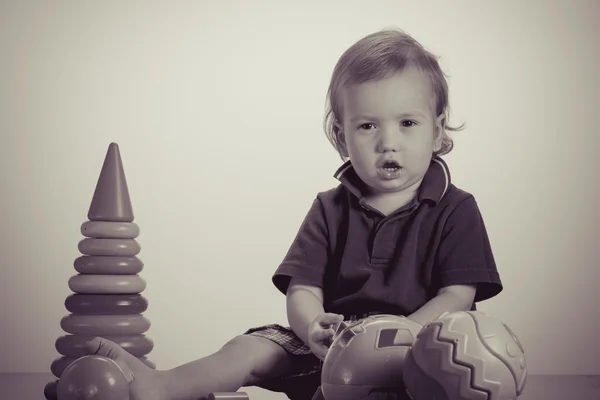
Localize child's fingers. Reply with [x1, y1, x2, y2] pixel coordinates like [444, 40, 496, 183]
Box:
[318, 313, 344, 326]
[85, 337, 114, 356]
[313, 327, 336, 341]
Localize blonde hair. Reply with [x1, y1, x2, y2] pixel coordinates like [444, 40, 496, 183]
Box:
[323, 28, 464, 160]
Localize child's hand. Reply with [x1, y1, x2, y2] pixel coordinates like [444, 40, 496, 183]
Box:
[307, 313, 344, 360]
[84, 337, 166, 400]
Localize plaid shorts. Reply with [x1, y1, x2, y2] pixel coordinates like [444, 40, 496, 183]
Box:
[244, 324, 322, 377]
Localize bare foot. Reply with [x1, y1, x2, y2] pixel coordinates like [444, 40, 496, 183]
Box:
[85, 337, 167, 400]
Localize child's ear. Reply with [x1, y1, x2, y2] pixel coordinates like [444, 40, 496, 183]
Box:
[335, 121, 349, 158]
[432, 114, 445, 152]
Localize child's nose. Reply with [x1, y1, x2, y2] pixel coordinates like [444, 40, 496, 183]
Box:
[377, 128, 401, 152]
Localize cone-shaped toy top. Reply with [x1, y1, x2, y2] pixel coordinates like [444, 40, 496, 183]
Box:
[88, 142, 134, 222]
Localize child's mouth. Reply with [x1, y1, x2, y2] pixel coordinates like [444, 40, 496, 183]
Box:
[382, 161, 400, 172]
[377, 161, 402, 180]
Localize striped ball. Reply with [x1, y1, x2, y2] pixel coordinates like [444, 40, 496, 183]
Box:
[403, 311, 527, 400]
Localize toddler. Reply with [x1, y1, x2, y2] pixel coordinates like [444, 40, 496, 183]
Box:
[84, 28, 503, 400]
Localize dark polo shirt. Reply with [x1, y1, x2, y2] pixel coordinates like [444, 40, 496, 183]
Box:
[272, 156, 502, 318]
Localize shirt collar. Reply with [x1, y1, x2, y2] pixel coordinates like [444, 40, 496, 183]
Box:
[333, 155, 451, 205]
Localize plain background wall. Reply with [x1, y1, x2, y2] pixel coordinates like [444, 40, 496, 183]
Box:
[1, 1, 598, 397]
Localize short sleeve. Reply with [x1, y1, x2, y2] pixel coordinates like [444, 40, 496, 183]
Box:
[433, 195, 503, 302]
[272, 197, 329, 295]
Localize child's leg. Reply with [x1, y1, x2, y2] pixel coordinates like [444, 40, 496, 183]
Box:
[163, 334, 296, 400]
[86, 335, 297, 400]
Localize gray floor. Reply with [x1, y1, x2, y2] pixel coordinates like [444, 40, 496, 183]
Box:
[2, 373, 599, 399]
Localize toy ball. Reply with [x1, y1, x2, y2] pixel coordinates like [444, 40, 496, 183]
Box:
[57, 355, 130, 400]
[321, 314, 423, 400]
[403, 311, 527, 400]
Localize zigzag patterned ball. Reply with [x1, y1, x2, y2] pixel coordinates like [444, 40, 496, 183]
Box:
[403, 311, 527, 400]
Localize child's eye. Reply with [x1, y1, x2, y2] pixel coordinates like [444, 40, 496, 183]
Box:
[402, 120, 417, 127]
[359, 123, 376, 130]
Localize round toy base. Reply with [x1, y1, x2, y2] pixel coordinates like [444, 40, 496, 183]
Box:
[322, 382, 410, 400]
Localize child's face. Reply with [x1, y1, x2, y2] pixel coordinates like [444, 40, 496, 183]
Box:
[335, 66, 444, 196]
